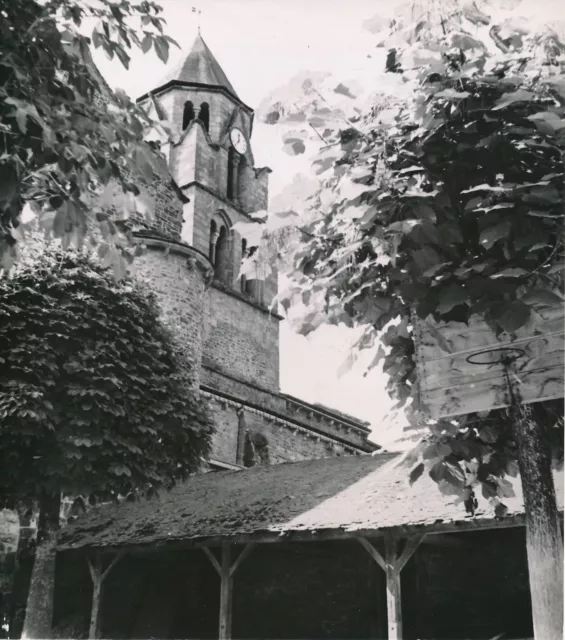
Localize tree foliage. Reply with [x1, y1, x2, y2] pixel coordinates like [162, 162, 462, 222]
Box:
[0, 242, 213, 508]
[0, 0, 177, 276]
[241, 0, 565, 511]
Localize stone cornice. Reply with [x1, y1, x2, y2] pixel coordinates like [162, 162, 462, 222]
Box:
[179, 180, 261, 222]
[200, 384, 378, 454]
[137, 81, 255, 134]
[202, 366, 378, 445]
[281, 394, 371, 434]
[134, 233, 214, 284]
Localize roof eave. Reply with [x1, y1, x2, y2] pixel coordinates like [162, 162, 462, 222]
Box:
[137, 81, 254, 115]
[58, 510, 542, 555]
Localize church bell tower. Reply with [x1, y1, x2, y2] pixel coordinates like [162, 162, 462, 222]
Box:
[136, 33, 280, 399]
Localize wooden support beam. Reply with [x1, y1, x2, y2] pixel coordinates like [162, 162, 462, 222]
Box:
[86, 552, 124, 639]
[230, 543, 256, 577]
[358, 535, 424, 640]
[202, 544, 255, 640]
[87, 557, 102, 640]
[396, 535, 424, 573]
[219, 544, 232, 640]
[203, 546, 222, 575]
[357, 537, 386, 572]
[385, 537, 402, 640]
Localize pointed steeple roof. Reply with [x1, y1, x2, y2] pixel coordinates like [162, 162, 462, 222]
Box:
[160, 33, 239, 100]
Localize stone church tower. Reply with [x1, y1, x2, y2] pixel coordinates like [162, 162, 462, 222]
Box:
[131, 34, 379, 469]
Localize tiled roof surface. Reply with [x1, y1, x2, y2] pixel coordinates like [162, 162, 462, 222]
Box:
[158, 34, 239, 98]
[59, 453, 564, 551]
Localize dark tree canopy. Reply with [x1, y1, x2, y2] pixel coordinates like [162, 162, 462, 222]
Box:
[0, 243, 213, 506]
[0, 0, 177, 276]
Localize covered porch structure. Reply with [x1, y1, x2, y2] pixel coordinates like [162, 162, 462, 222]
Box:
[56, 453, 564, 640]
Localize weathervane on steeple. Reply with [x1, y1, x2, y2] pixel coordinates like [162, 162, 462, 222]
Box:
[192, 5, 202, 34]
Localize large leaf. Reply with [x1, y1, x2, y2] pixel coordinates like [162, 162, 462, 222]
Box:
[494, 301, 532, 333]
[521, 288, 564, 309]
[437, 285, 469, 315]
[153, 36, 170, 63]
[409, 462, 425, 485]
[479, 221, 512, 250]
[492, 90, 535, 111]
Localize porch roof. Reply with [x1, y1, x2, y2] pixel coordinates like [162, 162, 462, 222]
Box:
[58, 452, 564, 552]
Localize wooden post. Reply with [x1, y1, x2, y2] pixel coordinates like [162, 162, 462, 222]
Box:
[87, 558, 102, 640]
[358, 535, 424, 640]
[203, 543, 255, 640]
[385, 537, 402, 640]
[86, 552, 124, 639]
[219, 544, 232, 640]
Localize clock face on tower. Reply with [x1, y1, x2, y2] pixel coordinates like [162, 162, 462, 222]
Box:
[230, 127, 248, 155]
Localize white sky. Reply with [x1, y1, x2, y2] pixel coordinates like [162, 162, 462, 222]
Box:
[92, 0, 408, 449]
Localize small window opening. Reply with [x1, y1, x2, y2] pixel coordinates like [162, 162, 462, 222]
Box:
[244, 246, 257, 297]
[215, 225, 228, 282]
[199, 102, 210, 132]
[182, 101, 195, 130]
[209, 220, 218, 264]
[227, 147, 237, 200]
[237, 155, 247, 203]
[240, 239, 248, 294]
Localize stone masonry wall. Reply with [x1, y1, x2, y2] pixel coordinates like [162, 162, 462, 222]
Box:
[202, 285, 280, 391]
[205, 394, 366, 467]
[201, 366, 283, 408]
[201, 368, 375, 451]
[169, 124, 198, 189]
[282, 398, 372, 449]
[130, 174, 183, 241]
[84, 172, 183, 244]
[132, 242, 209, 388]
[243, 409, 350, 464]
[240, 166, 270, 215]
[170, 130, 269, 220]
[182, 183, 277, 315]
[184, 177, 267, 267]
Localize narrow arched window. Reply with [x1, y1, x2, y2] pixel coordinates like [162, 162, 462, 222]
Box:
[215, 225, 228, 283]
[199, 102, 210, 132]
[227, 147, 237, 200]
[237, 155, 247, 206]
[209, 220, 218, 265]
[182, 101, 195, 130]
[244, 246, 258, 298]
[240, 239, 248, 294]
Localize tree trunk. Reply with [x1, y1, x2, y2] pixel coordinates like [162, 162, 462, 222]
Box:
[512, 405, 564, 640]
[21, 494, 60, 640]
[6, 508, 37, 639]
